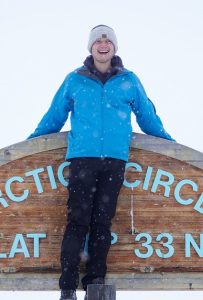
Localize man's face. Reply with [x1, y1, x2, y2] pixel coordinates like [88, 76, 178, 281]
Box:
[91, 38, 115, 64]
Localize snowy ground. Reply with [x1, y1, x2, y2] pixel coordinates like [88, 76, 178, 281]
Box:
[1, 291, 203, 300]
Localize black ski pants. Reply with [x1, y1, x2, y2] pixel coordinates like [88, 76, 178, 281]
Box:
[59, 157, 125, 290]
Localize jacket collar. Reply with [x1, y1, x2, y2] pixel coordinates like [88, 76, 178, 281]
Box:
[77, 55, 125, 83]
[84, 55, 124, 71]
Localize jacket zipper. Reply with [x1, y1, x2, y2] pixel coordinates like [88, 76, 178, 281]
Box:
[82, 76, 105, 157]
[100, 86, 105, 157]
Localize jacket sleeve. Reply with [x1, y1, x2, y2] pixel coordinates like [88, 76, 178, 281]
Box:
[27, 76, 72, 139]
[130, 74, 175, 141]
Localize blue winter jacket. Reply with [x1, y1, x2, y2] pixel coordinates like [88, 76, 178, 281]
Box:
[28, 63, 174, 162]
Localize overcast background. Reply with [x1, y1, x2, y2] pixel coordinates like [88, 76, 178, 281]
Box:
[0, 0, 203, 299]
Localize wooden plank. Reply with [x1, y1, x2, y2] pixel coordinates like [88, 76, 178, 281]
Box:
[0, 132, 203, 170]
[0, 272, 202, 291]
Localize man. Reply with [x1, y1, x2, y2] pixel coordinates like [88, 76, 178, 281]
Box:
[28, 25, 175, 300]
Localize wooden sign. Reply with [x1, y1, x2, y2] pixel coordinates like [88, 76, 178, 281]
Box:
[1, 132, 203, 290]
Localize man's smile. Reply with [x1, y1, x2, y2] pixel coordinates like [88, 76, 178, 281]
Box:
[98, 50, 110, 54]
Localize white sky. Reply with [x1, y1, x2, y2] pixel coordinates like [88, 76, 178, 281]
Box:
[0, 0, 203, 299]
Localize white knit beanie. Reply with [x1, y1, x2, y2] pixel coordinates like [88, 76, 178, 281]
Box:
[88, 25, 118, 53]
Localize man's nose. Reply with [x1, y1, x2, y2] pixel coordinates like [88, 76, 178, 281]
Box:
[100, 42, 109, 47]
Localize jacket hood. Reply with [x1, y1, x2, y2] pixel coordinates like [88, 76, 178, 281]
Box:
[83, 55, 124, 72]
[78, 55, 125, 83]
